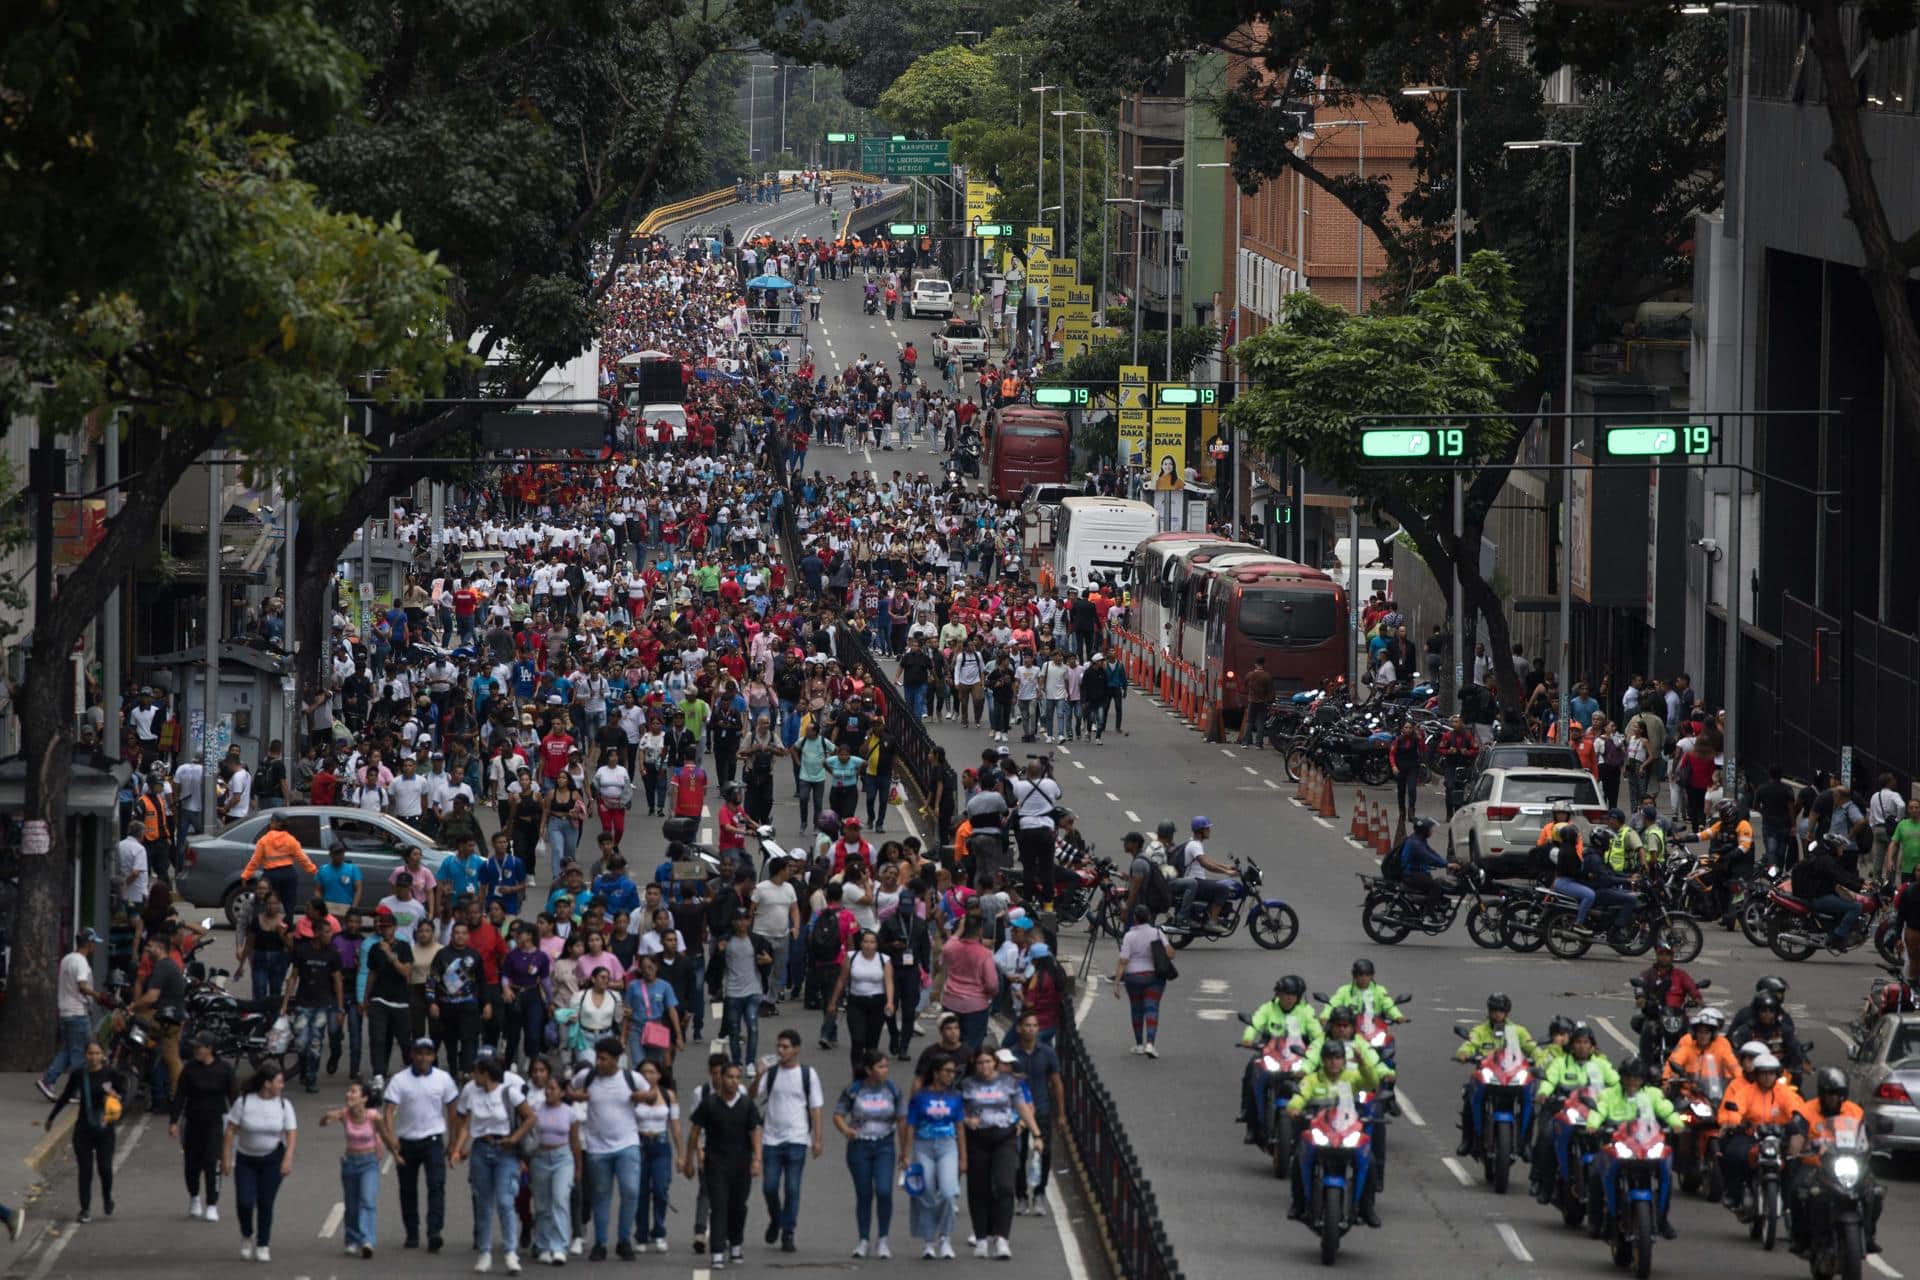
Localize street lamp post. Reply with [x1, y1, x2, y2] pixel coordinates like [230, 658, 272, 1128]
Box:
[1197, 159, 1244, 538]
[1684, 0, 1758, 789]
[1032, 84, 1057, 360]
[1404, 85, 1468, 707]
[1134, 161, 1182, 379]
[1054, 110, 1088, 254]
[1506, 138, 1581, 735]
[1077, 126, 1110, 306]
[1105, 196, 1145, 365]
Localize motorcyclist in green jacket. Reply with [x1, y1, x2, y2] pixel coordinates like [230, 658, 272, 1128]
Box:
[1241, 975, 1324, 1145]
[1532, 1023, 1619, 1199]
[1285, 1039, 1385, 1227]
[1584, 1057, 1685, 1240]
[1455, 992, 1540, 1156]
[1305, 1005, 1394, 1081]
[1321, 958, 1405, 1023]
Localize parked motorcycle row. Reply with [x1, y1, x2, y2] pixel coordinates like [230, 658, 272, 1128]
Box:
[1271, 679, 1444, 788]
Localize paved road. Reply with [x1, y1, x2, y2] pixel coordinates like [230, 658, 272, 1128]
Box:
[6, 193, 1096, 1280]
[794, 271, 1920, 1279]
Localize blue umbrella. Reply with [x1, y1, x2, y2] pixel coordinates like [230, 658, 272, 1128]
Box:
[746, 274, 795, 290]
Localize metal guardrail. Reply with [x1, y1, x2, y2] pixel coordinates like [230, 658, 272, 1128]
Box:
[1056, 992, 1186, 1280]
[635, 171, 892, 236]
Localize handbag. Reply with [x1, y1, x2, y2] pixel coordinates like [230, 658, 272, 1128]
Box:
[1149, 931, 1179, 983]
[637, 985, 673, 1050]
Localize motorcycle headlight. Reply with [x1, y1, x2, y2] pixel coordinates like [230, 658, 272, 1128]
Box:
[1832, 1156, 1862, 1189]
[1369, 1032, 1387, 1047]
[1310, 1128, 1330, 1146]
[1479, 1067, 1497, 1084]
[1514, 1068, 1531, 1085]
[1614, 1142, 1634, 1159]
[1262, 1058, 1285, 1074]
[1343, 1131, 1364, 1148]
[1646, 1142, 1667, 1161]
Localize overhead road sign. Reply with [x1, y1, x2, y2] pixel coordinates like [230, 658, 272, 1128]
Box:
[885, 138, 951, 175]
[1602, 423, 1716, 457]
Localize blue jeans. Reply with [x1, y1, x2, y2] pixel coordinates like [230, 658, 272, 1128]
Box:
[250, 950, 290, 1002]
[1591, 887, 1638, 934]
[634, 1135, 674, 1242]
[1810, 893, 1862, 944]
[909, 1134, 959, 1242]
[725, 994, 760, 1066]
[469, 1140, 520, 1254]
[954, 1008, 990, 1051]
[762, 1141, 808, 1235]
[530, 1147, 574, 1256]
[1595, 1151, 1672, 1220]
[1041, 697, 1064, 737]
[341, 1151, 381, 1248]
[1552, 878, 1598, 925]
[587, 1145, 640, 1247]
[547, 819, 580, 874]
[292, 1007, 330, 1085]
[846, 1137, 895, 1240]
[42, 1014, 92, 1088]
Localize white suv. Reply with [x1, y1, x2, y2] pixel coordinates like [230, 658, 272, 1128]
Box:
[907, 278, 953, 318]
[1447, 766, 1606, 862]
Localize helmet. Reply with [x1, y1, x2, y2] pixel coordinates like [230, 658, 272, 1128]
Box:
[1275, 975, 1307, 998]
[1487, 992, 1513, 1014]
[1815, 1067, 1848, 1096]
[1351, 958, 1376, 977]
[1568, 1022, 1597, 1045]
[1737, 1040, 1770, 1060]
[1412, 816, 1436, 836]
[1321, 1038, 1349, 1061]
[816, 810, 842, 837]
[1715, 799, 1739, 822]
[1751, 992, 1782, 1018]
[1690, 1008, 1727, 1031]
[1191, 815, 1213, 833]
[1755, 975, 1789, 999]
[1550, 802, 1573, 818]
[1588, 828, 1614, 852]
[1155, 820, 1178, 841]
[1618, 1056, 1648, 1081]
[1325, 1006, 1356, 1028]
[1548, 1016, 1577, 1038]
[1752, 1052, 1783, 1073]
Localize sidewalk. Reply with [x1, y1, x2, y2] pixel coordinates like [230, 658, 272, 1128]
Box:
[0, 1071, 79, 1253]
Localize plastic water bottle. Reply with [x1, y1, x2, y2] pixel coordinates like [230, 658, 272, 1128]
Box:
[1026, 1146, 1044, 1192]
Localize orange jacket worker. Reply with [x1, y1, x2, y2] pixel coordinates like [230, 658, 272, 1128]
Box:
[241, 813, 318, 909]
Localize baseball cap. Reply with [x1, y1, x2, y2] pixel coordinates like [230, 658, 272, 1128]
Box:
[994, 1048, 1017, 1065]
[1028, 942, 1052, 960]
[411, 1036, 437, 1051]
[374, 906, 395, 920]
[77, 928, 103, 946]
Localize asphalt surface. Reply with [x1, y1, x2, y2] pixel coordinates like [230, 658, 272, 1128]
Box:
[6, 191, 1098, 1280]
[792, 261, 1920, 1279]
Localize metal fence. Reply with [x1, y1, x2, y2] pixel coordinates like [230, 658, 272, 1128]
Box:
[1055, 995, 1186, 1280]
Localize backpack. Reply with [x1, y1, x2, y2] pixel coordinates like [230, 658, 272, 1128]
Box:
[1138, 859, 1173, 914]
[808, 908, 844, 965]
[758, 1063, 815, 1108]
[1379, 839, 1407, 882]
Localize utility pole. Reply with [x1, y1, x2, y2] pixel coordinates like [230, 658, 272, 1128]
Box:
[202, 452, 221, 819]
[101, 423, 121, 759]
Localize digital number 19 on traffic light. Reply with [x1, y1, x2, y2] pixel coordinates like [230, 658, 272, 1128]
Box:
[1437, 428, 1465, 458]
[1682, 424, 1713, 455]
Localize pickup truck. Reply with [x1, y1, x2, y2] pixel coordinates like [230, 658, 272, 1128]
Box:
[931, 318, 989, 369]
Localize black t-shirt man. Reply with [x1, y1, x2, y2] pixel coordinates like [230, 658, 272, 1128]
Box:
[899, 648, 932, 689]
[289, 937, 344, 1009]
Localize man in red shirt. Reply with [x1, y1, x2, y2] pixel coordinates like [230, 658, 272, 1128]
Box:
[538, 725, 574, 788]
[668, 760, 708, 819]
[452, 585, 479, 642]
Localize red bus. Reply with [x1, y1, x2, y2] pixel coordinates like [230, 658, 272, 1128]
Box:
[1129, 533, 1346, 715]
[987, 407, 1071, 502]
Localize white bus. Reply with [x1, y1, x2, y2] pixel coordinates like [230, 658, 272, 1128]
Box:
[1052, 496, 1158, 593]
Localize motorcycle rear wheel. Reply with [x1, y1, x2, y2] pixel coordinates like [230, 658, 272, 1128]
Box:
[1502, 900, 1547, 953]
[1739, 900, 1774, 949]
[1768, 921, 1819, 963]
[1360, 896, 1412, 945]
[1876, 919, 1901, 966]
[1319, 1184, 1344, 1266]
[1250, 903, 1300, 951]
[1284, 747, 1308, 783]
[1657, 914, 1705, 964]
[1544, 911, 1594, 960]
[1360, 757, 1391, 788]
[1467, 901, 1507, 950]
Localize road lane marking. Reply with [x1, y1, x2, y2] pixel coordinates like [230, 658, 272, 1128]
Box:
[1075, 977, 1098, 1026]
[1440, 1156, 1474, 1187]
[1126, 810, 1141, 822]
[1827, 1024, 1856, 1049]
[1087, 775, 1103, 785]
[1199, 978, 1231, 994]
[1868, 1256, 1903, 1278]
[1313, 817, 1335, 829]
[1194, 1008, 1234, 1021]
[1392, 1088, 1425, 1126]
[1045, 1179, 1094, 1280]
[1105, 792, 1120, 802]
[1219, 748, 1236, 758]
[1264, 779, 1282, 790]
[1072, 760, 1084, 769]
[319, 1202, 344, 1238]
[1495, 1222, 1533, 1263]
[1593, 1015, 1638, 1053]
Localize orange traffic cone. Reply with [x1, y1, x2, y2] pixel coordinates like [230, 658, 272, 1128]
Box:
[1318, 773, 1337, 820]
[1376, 805, 1393, 858]
[1349, 791, 1366, 841]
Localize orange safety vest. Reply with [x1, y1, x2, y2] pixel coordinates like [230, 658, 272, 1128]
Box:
[999, 375, 1018, 399]
[1720, 1079, 1803, 1129]
[138, 793, 167, 842]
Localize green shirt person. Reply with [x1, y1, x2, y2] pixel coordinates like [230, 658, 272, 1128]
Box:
[1536, 1045, 1620, 1100]
[1889, 800, 1920, 878]
[1287, 1052, 1384, 1114]
[679, 695, 710, 741]
[1454, 1013, 1540, 1064]
[1322, 978, 1403, 1024]
[1242, 993, 1325, 1048]
[1584, 1080, 1686, 1132]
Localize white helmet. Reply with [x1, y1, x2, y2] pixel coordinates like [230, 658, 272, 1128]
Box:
[1737, 1040, 1770, 1059]
[1751, 1053, 1782, 1072]
[1690, 1008, 1727, 1030]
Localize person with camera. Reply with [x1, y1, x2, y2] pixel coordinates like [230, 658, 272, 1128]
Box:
[1008, 758, 1062, 904]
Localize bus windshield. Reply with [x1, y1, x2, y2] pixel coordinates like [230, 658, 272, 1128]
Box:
[1237, 589, 1338, 642]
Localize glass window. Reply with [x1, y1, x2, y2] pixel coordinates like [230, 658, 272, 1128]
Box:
[1497, 774, 1600, 807]
[329, 816, 406, 855]
[1237, 590, 1338, 642]
[1471, 774, 1497, 804]
[281, 815, 324, 850]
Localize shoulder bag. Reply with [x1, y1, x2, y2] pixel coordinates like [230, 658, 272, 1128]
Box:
[1148, 928, 1179, 983]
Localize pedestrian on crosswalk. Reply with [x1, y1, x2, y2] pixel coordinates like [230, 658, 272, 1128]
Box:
[318, 1078, 400, 1258]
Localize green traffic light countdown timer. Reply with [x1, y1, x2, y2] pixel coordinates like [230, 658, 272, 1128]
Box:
[1359, 427, 1466, 460]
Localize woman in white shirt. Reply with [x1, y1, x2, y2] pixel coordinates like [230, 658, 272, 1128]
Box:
[829, 930, 894, 1075]
[453, 1056, 536, 1271]
[572, 965, 626, 1048]
[592, 749, 632, 850]
[841, 859, 878, 933]
[222, 1064, 299, 1263]
[1110, 906, 1171, 1057]
[632, 1059, 682, 1252]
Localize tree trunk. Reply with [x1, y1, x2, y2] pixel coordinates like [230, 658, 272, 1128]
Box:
[1805, 1, 1920, 455]
[5, 673, 77, 1069]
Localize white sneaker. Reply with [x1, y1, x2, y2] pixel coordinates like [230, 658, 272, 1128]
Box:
[254, 1247, 270, 1264]
[569, 1237, 585, 1256]
[1031, 1195, 1050, 1217]
[730, 1246, 744, 1260]
[475, 1254, 493, 1273]
[1129, 1044, 1146, 1055]
[346, 1243, 362, 1257]
[239, 1244, 255, 1262]
[973, 1238, 990, 1258]
[922, 1242, 938, 1259]
[504, 1251, 522, 1274]
[711, 1253, 727, 1270]
[852, 1239, 869, 1258]
[993, 1237, 1012, 1260]
[189, 1195, 204, 1220]
[205, 1205, 220, 1223]
[653, 1239, 668, 1253]
[938, 1237, 956, 1259]
[1143, 1042, 1159, 1058]
[877, 1237, 892, 1259]
[1014, 1197, 1029, 1217]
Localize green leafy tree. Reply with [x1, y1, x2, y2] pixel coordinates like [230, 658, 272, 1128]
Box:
[879, 46, 1001, 134]
[286, 0, 848, 695]
[1231, 251, 1536, 711]
[0, 1, 456, 1065]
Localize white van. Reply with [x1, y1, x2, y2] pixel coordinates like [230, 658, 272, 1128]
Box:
[907, 278, 953, 319]
[636, 403, 688, 442]
[1052, 496, 1158, 592]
